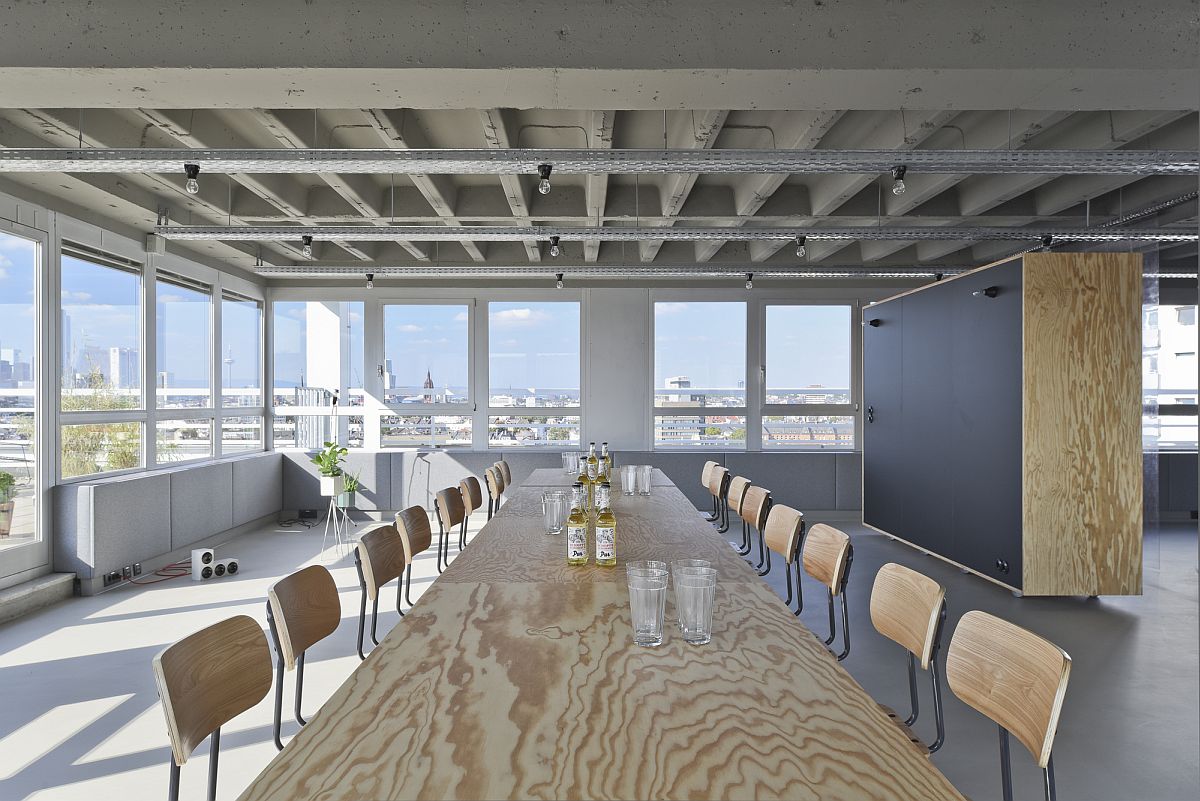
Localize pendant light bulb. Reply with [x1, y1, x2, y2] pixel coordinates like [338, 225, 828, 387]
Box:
[890, 165, 907, 196]
[745, 272, 754, 291]
[549, 235, 561, 258]
[183, 163, 201, 195]
[537, 163, 553, 195]
[366, 273, 374, 289]
[555, 273, 564, 290]
[301, 235, 313, 259]
[795, 235, 807, 258]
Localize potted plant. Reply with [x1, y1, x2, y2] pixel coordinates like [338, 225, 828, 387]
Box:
[310, 441, 348, 496]
[337, 471, 361, 509]
[0, 471, 15, 538]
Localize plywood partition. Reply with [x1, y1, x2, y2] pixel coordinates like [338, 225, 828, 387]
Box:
[1021, 252, 1143, 595]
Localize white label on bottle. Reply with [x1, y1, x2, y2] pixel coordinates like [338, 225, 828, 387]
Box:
[567, 526, 588, 560]
[596, 526, 615, 561]
[587, 461, 598, 481]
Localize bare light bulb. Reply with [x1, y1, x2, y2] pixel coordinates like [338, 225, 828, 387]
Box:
[745, 273, 754, 291]
[537, 163, 553, 195]
[183, 163, 201, 195]
[555, 273, 564, 290]
[301, 236, 313, 259]
[185, 178, 199, 194]
[549, 236, 561, 257]
[891, 179, 906, 195]
[366, 273, 374, 289]
[538, 178, 552, 195]
[795, 236, 807, 258]
[890, 165, 907, 196]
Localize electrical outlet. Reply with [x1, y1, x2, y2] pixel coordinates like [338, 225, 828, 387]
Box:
[122, 565, 133, 579]
[132, 563, 143, 576]
[103, 571, 121, 586]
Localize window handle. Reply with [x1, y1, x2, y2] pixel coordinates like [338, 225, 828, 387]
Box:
[377, 364, 384, 377]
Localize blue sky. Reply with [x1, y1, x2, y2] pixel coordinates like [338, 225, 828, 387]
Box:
[0, 231, 36, 358]
[385, 304, 469, 389]
[488, 302, 579, 392]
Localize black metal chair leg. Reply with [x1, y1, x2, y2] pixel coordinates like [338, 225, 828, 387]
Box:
[396, 581, 405, 617]
[929, 650, 946, 753]
[404, 564, 415, 607]
[835, 592, 851, 661]
[717, 498, 730, 533]
[355, 558, 369, 661]
[460, 520, 467, 550]
[271, 655, 285, 750]
[824, 591, 837, 646]
[783, 562, 794, 607]
[206, 727, 220, 801]
[735, 521, 750, 554]
[754, 526, 768, 570]
[436, 522, 447, 573]
[757, 546, 772, 577]
[487, 498, 494, 520]
[704, 495, 719, 521]
[905, 651, 920, 726]
[793, 556, 804, 615]
[370, 597, 380, 646]
[999, 726, 1014, 801]
[168, 759, 180, 801]
[294, 652, 307, 726]
[1044, 755, 1057, 801]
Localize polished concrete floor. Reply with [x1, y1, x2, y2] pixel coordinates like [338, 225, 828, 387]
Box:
[0, 509, 1196, 801]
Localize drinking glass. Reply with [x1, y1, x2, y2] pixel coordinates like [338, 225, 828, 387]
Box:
[562, 451, 579, 474]
[636, 464, 653, 496]
[627, 572, 668, 647]
[671, 559, 711, 575]
[541, 490, 571, 535]
[626, 560, 668, 576]
[674, 567, 717, 645]
[620, 465, 637, 496]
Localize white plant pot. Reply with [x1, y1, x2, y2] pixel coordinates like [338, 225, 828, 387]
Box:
[320, 475, 345, 496]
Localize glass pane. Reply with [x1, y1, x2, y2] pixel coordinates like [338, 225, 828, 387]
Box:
[156, 418, 213, 464]
[271, 414, 337, 449]
[272, 301, 363, 408]
[381, 415, 473, 447]
[654, 302, 745, 407]
[157, 281, 211, 408]
[765, 305, 852, 404]
[61, 422, 143, 478]
[488, 415, 581, 447]
[61, 255, 141, 411]
[0, 231, 38, 552]
[1143, 302, 1199, 451]
[220, 416, 264, 454]
[221, 297, 262, 407]
[654, 415, 747, 448]
[384, 305, 469, 404]
[489, 302, 580, 407]
[763, 415, 855, 449]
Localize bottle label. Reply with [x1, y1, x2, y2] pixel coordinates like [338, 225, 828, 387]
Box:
[587, 461, 598, 480]
[567, 526, 588, 560]
[596, 526, 615, 561]
[595, 485, 610, 509]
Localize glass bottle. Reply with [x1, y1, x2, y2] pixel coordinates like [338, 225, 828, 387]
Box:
[566, 482, 589, 565]
[600, 441, 613, 482]
[584, 441, 599, 510]
[594, 482, 617, 567]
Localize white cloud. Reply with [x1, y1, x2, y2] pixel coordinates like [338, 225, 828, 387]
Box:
[453, 311, 469, 322]
[157, 293, 187, 304]
[0, 266, 8, 280]
[395, 324, 423, 333]
[60, 289, 92, 302]
[0, 236, 34, 253]
[489, 307, 551, 329]
[655, 302, 689, 316]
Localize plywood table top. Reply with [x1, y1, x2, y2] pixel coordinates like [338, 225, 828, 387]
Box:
[521, 466, 673, 488]
[238, 472, 964, 801]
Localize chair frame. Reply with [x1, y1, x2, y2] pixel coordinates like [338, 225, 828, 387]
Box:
[395, 507, 433, 610]
[738, 490, 772, 570]
[895, 601, 947, 753]
[458, 476, 482, 550]
[433, 489, 465, 573]
[265, 602, 308, 750]
[800, 524, 854, 661]
[485, 466, 504, 520]
[709, 468, 732, 533]
[353, 534, 406, 661]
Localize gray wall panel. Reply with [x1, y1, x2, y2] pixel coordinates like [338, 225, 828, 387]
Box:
[169, 462, 233, 550]
[621, 451, 724, 509]
[835, 453, 862, 511]
[93, 474, 172, 577]
[52, 484, 93, 578]
[391, 450, 497, 511]
[498, 451, 564, 487]
[232, 453, 283, 526]
[724, 452, 837, 511]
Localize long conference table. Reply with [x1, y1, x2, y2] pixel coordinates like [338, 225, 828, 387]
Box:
[239, 468, 964, 801]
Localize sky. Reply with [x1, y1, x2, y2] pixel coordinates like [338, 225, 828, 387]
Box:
[385, 304, 469, 390]
[0, 231, 36, 359]
[487, 302, 579, 394]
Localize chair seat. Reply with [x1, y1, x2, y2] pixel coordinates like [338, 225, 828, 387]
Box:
[878, 703, 931, 757]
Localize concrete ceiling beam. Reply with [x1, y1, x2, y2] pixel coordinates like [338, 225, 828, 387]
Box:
[583, 111, 615, 263]
[480, 108, 540, 262]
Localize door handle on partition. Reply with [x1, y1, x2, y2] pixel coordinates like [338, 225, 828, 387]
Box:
[866, 406, 875, 423]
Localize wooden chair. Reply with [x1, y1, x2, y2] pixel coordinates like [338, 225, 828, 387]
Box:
[459, 475, 483, 550]
[947, 611, 1072, 801]
[802, 523, 854, 661]
[700, 460, 719, 520]
[354, 523, 407, 660]
[869, 563, 948, 754]
[725, 475, 751, 553]
[496, 459, 512, 487]
[395, 506, 433, 608]
[708, 465, 732, 533]
[151, 615, 272, 801]
[759, 504, 806, 601]
[484, 466, 505, 519]
[435, 486, 466, 571]
[265, 565, 341, 751]
[739, 486, 772, 570]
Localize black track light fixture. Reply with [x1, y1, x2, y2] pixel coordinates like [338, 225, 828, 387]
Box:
[301, 235, 313, 259]
[1041, 234, 1054, 250]
[549, 235, 561, 257]
[890, 165, 907, 195]
[183, 163, 201, 194]
[555, 272, 564, 290]
[537, 164, 553, 195]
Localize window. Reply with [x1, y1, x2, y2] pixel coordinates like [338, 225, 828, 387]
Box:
[61, 422, 143, 478]
[156, 273, 212, 409]
[1177, 306, 1195, 326]
[382, 415, 473, 447]
[0, 228, 39, 559]
[763, 304, 855, 449]
[221, 292, 262, 407]
[1143, 303, 1198, 451]
[156, 418, 212, 464]
[60, 251, 141, 411]
[488, 301, 580, 447]
[653, 301, 745, 448]
[383, 304, 469, 404]
[220, 416, 264, 454]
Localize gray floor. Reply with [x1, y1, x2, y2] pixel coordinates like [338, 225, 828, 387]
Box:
[0, 513, 1196, 801]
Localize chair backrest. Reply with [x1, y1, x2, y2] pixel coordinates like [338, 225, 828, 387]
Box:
[739, 486, 771, 529]
[497, 459, 512, 486]
[707, 465, 729, 499]
[762, 504, 805, 561]
[869, 563, 946, 670]
[267, 565, 341, 670]
[485, 466, 503, 499]
[436, 486, 466, 530]
[727, 475, 751, 515]
[357, 523, 406, 600]
[459, 475, 483, 516]
[395, 506, 433, 562]
[802, 523, 852, 596]
[491, 462, 508, 492]
[947, 610, 1072, 769]
[152, 615, 272, 766]
[701, 460, 717, 489]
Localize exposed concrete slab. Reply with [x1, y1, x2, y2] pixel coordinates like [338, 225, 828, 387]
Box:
[0, 572, 74, 627]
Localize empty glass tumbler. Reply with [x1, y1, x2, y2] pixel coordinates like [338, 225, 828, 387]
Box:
[562, 451, 580, 474]
[620, 465, 637, 496]
[626, 560, 668, 576]
[541, 490, 572, 534]
[627, 572, 669, 647]
[674, 567, 717, 645]
[636, 465, 653, 496]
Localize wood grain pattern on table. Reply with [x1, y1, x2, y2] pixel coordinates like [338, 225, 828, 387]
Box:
[240, 581, 962, 801]
[238, 470, 963, 801]
[521, 467, 672, 487]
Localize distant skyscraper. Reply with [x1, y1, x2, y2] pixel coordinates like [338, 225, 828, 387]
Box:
[381, 358, 396, 390]
[108, 347, 139, 389]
